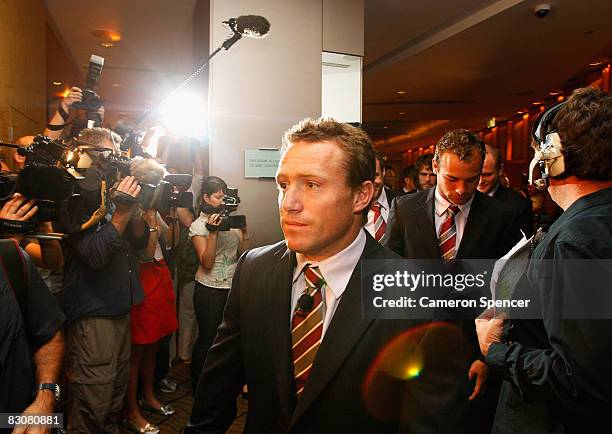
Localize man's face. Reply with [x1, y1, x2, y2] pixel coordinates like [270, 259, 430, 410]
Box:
[433, 151, 483, 205]
[373, 159, 385, 200]
[418, 163, 437, 190]
[477, 152, 500, 194]
[276, 140, 372, 261]
[383, 168, 396, 189]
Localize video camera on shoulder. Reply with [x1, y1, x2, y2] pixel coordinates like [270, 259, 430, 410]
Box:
[203, 187, 246, 232]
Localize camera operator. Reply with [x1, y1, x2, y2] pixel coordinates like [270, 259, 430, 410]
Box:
[476, 87, 612, 432]
[189, 176, 250, 390]
[61, 127, 149, 434]
[0, 197, 65, 433]
[43, 86, 83, 140]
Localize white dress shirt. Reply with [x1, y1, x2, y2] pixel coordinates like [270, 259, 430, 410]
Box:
[365, 188, 390, 238]
[434, 187, 474, 251]
[291, 229, 366, 336]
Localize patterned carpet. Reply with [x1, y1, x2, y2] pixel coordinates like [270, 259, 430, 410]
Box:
[120, 361, 247, 433]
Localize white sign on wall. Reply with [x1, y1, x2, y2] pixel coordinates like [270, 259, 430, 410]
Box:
[244, 149, 281, 178]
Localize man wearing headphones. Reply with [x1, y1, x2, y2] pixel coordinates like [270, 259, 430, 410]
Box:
[476, 87, 612, 433]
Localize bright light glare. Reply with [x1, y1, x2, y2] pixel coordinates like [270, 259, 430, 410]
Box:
[159, 91, 207, 138]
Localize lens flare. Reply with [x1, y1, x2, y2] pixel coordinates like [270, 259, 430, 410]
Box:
[362, 322, 470, 422]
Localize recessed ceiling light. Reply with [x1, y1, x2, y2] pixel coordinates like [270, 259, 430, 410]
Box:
[548, 90, 561, 96]
[112, 83, 121, 87]
[589, 60, 604, 66]
[398, 112, 405, 115]
[532, 101, 544, 105]
[383, 126, 389, 129]
[517, 110, 525, 115]
[396, 90, 406, 95]
[100, 41, 115, 48]
[52, 81, 62, 86]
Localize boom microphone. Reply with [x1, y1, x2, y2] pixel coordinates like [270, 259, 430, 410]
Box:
[222, 15, 270, 50]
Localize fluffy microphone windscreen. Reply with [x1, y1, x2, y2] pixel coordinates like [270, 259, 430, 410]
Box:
[235, 15, 271, 38]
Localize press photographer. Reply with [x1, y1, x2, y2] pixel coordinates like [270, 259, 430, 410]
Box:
[189, 176, 250, 389]
[60, 127, 150, 433]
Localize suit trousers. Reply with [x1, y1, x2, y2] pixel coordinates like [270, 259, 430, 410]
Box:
[191, 282, 229, 393]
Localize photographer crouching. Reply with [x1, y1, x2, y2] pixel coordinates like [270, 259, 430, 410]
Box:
[61, 128, 150, 434]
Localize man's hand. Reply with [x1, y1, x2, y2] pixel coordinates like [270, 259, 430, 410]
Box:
[0, 194, 38, 221]
[114, 176, 141, 211]
[468, 359, 489, 401]
[11, 391, 55, 434]
[475, 309, 505, 356]
[60, 86, 82, 111]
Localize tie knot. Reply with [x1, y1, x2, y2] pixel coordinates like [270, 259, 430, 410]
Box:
[304, 265, 325, 291]
[448, 204, 459, 216]
[371, 201, 381, 211]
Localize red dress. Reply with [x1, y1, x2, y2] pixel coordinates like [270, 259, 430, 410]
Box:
[131, 259, 178, 345]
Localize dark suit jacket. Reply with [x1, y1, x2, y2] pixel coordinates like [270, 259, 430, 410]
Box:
[492, 184, 534, 238]
[383, 188, 522, 434]
[385, 188, 522, 261]
[187, 232, 462, 434]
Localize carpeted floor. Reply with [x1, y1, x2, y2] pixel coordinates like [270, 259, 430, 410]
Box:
[120, 361, 247, 433]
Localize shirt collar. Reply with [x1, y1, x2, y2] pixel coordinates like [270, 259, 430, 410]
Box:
[375, 188, 389, 210]
[293, 229, 366, 301]
[434, 187, 474, 218]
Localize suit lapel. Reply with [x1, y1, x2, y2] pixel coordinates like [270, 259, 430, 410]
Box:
[268, 247, 298, 411]
[287, 236, 378, 429]
[456, 192, 487, 259]
[413, 188, 440, 258]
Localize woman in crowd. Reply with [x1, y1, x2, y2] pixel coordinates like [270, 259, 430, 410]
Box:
[124, 158, 178, 434]
[189, 176, 250, 391]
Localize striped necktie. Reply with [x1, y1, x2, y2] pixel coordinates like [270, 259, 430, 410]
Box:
[439, 204, 460, 262]
[371, 202, 386, 243]
[291, 265, 325, 397]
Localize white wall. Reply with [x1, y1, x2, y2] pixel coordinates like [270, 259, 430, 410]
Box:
[208, 0, 363, 247]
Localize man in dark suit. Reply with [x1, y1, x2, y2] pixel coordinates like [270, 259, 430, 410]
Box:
[384, 129, 522, 434]
[187, 119, 458, 434]
[365, 153, 397, 244]
[478, 144, 534, 237]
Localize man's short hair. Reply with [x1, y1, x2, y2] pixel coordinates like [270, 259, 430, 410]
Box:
[415, 153, 434, 172]
[552, 87, 612, 181]
[434, 129, 485, 165]
[485, 144, 503, 171]
[78, 127, 121, 151]
[282, 118, 376, 190]
[402, 165, 416, 179]
[130, 157, 166, 185]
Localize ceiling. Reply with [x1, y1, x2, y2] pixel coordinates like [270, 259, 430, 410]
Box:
[44, 0, 612, 156]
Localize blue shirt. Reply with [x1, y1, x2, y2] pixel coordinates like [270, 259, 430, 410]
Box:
[62, 216, 149, 323]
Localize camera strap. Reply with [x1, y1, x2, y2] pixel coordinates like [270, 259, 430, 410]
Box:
[0, 238, 28, 321]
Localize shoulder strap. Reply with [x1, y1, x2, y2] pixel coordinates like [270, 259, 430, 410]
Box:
[0, 239, 28, 320]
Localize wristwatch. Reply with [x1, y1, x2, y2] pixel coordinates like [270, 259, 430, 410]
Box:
[149, 226, 158, 233]
[36, 383, 61, 401]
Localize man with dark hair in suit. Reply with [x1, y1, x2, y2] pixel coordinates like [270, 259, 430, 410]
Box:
[414, 153, 437, 191]
[399, 165, 417, 195]
[365, 153, 397, 244]
[187, 118, 454, 434]
[385, 129, 522, 433]
[477, 87, 612, 433]
[478, 144, 534, 237]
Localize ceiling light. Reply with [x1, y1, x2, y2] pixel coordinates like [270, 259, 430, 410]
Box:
[589, 60, 604, 66]
[110, 33, 122, 42]
[100, 41, 115, 48]
[52, 81, 62, 86]
[112, 83, 121, 87]
[516, 110, 524, 115]
[532, 101, 544, 106]
[396, 90, 406, 95]
[398, 112, 405, 115]
[383, 126, 389, 129]
[548, 90, 561, 96]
